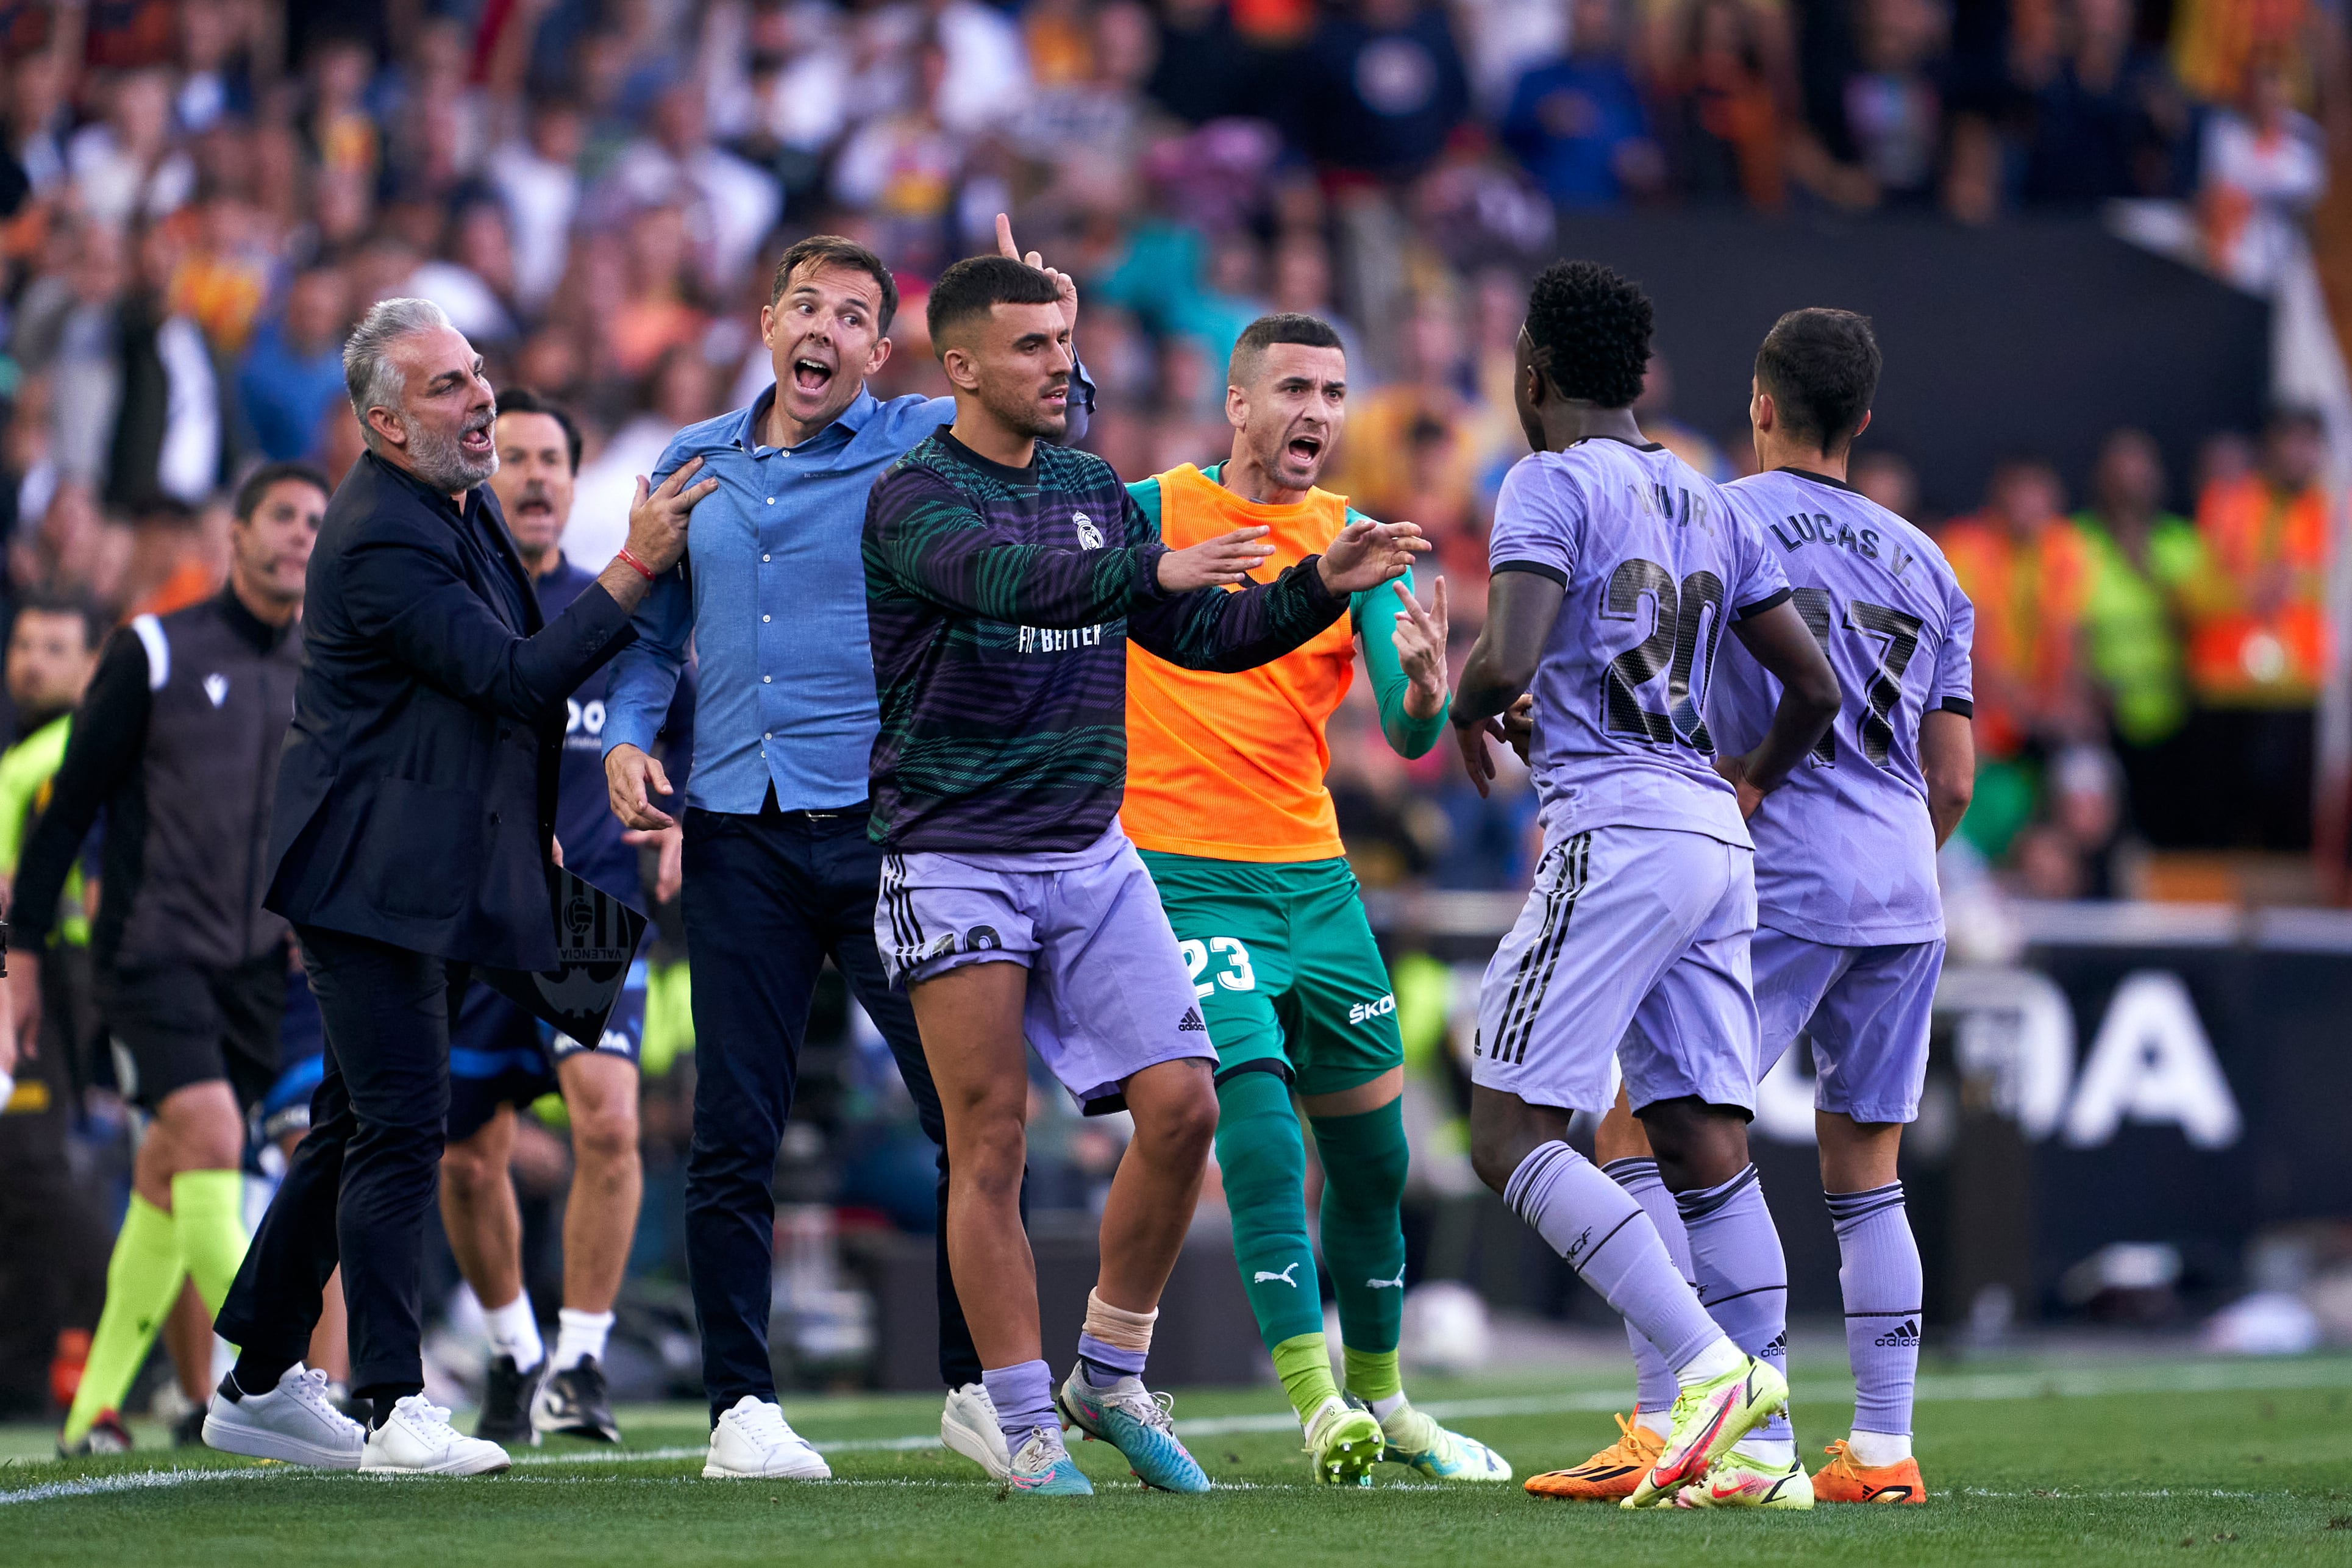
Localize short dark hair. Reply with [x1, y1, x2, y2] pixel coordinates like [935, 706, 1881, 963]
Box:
[771, 235, 899, 333]
[493, 387, 583, 473]
[1228, 312, 1345, 387]
[925, 255, 1063, 352]
[12, 588, 105, 653]
[233, 460, 331, 523]
[1755, 308, 1881, 454]
[1523, 260, 1652, 410]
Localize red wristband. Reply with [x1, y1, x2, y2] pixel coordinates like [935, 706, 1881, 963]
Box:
[615, 546, 657, 582]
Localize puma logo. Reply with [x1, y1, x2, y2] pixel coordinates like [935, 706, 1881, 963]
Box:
[1366, 1269, 1405, 1290]
[1253, 1263, 1302, 1288]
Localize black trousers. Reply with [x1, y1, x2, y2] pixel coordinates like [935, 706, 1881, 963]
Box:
[217, 925, 468, 1399]
[681, 799, 991, 1422]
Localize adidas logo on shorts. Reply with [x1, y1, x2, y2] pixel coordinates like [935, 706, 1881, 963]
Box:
[1178, 1007, 1206, 1032]
[1873, 1318, 1921, 1348]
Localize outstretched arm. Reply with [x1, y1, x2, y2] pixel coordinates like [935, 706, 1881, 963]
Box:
[1452, 567, 1566, 796]
[1130, 516, 1425, 673]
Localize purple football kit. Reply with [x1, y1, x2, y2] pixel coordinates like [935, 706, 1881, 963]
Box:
[1472, 437, 1792, 1116]
[1710, 468, 1975, 1125]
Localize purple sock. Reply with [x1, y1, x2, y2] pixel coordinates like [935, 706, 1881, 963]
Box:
[1677, 1164, 1791, 1445]
[1506, 1142, 1721, 1372]
[1827, 1181, 1921, 1436]
[1076, 1331, 1144, 1389]
[1604, 1156, 1694, 1418]
[983, 1360, 1058, 1455]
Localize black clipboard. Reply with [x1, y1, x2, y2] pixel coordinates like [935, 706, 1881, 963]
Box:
[478, 865, 648, 1048]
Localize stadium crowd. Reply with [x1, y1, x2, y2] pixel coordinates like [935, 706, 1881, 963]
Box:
[0, 0, 2336, 1420]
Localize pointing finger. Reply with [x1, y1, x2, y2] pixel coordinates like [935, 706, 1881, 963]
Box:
[996, 212, 1017, 258]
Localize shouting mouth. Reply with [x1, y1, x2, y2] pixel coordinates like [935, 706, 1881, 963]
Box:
[791, 357, 835, 396]
[1285, 432, 1324, 465]
[459, 417, 494, 460]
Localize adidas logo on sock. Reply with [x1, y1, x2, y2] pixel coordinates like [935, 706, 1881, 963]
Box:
[1873, 1318, 1921, 1348]
[1178, 1007, 1206, 1032]
[1764, 1331, 1788, 1356]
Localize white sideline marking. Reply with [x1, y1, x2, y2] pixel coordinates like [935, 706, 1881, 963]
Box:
[10, 1356, 2349, 1506]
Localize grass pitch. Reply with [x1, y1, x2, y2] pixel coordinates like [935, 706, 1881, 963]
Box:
[6, 1350, 2351, 1567]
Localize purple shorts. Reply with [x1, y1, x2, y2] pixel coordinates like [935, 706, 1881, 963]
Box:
[874, 824, 1216, 1108]
[1753, 927, 1945, 1125]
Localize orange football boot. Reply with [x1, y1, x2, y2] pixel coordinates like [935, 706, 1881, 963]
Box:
[1813, 1438, 1927, 1503]
[1523, 1411, 1665, 1501]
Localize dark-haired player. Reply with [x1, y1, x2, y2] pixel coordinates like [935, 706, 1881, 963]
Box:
[605, 221, 1087, 1483]
[1449, 261, 1839, 1509]
[1121, 313, 1506, 1486]
[1551, 310, 1973, 1508]
[435, 389, 694, 1448]
[863, 257, 1424, 1495]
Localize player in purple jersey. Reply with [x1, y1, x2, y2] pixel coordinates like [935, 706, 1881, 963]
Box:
[1449, 261, 1840, 1509]
[862, 257, 1422, 1496]
[1570, 309, 1974, 1507]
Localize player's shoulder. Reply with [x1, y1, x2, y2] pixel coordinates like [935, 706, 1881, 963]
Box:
[1730, 468, 1960, 588]
[1036, 439, 1121, 495]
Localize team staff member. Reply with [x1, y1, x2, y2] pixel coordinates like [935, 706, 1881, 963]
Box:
[601, 224, 1089, 1482]
[438, 388, 694, 1447]
[199, 299, 702, 1478]
[10, 462, 326, 1455]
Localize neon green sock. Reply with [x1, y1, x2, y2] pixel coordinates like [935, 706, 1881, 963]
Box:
[1216, 1069, 1324, 1350]
[1343, 1345, 1402, 1406]
[1311, 1097, 1409, 1359]
[1272, 1332, 1341, 1425]
[169, 1169, 249, 1316]
[63, 1195, 183, 1442]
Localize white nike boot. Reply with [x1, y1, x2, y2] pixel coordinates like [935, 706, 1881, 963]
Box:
[703, 1395, 832, 1480]
[202, 1364, 368, 1469]
[360, 1395, 513, 1475]
[940, 1383, 1012, 1481]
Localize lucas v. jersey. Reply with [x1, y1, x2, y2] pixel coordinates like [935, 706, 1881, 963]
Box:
[1709, 467, 1975, 946]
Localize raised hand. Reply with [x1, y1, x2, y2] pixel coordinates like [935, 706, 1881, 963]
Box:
[1158, 526, 1274, 591]
[1390, 575, 1450, 718]
[1318, 519, 1429, 595]
[997, 212, 1078, 340]
[624, 455, 719, 576]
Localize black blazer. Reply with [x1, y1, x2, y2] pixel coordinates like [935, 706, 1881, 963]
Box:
[266, 452, 635, 969]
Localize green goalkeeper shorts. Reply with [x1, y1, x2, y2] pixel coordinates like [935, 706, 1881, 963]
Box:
[1136, 849, 1402, 1097]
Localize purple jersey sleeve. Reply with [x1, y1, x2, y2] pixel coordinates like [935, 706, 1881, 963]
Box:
[1487, 454, 1583, 584]
[1932, 576, 1976, 715]
[1732, 521, 1793, 618]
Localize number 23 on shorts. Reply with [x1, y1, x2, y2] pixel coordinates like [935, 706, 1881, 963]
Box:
[1180, 937, 1257, 999]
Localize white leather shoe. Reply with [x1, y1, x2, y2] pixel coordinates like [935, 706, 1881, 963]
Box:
[360, 1394, 512, 1475]
[202, 1365, 367, 1470]
[703, 1395, 831, 1480]
[940, 1383, 1012, 1481]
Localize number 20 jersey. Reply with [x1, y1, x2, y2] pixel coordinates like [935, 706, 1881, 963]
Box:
[1488, 438, 1792, 852]
[1709, 468, 1976, 946]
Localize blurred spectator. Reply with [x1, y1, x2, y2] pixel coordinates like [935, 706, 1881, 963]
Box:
[2019, 0, 2186, 205]
[488, 96, 586, 316]
[1828, 0, 1948, 210]
[2180, 405, 2331, 848]
[237, 263, 350, 461]
[606, 80, 782, 299]
[1853, 447, 1923, 521]
[1940, 454, 2098, 765]
[2074, 427, 2203, 842]
[832, 43, 966, 277]
[104, 226, 235, 512]
[68, 68, 194, 227]
[2011, 744, 2135, 897]
[1289, 0, 1474, 177]
[2198, 58, 2325, 291]
[1146, 0, 1260, 123]
[1501, 0, 1665, 208]
[1652, 0, 1793, 207]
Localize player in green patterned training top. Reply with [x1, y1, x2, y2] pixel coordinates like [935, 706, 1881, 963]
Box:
[1119, 315, 1511, 1486]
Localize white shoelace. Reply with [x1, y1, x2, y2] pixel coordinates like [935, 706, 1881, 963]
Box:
[391, 1397, 465, 1445]
[1010, 1425, 1068, 1473]
[280, 1367, 363, 1433]
[729, 1401, 799, 1451]
[1096, 1381, 1178, 1434]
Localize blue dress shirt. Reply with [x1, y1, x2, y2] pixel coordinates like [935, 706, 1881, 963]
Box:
[601, 376, 1091, 815]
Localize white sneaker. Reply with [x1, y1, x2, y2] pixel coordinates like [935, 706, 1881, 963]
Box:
[360, 1394, 513, 1475]
[703, 1395, 831, 1480]
[940, 1383, 1012, 1481]
[202, 1365, 367, 1470]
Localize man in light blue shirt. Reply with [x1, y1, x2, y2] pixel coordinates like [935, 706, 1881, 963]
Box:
[599, 226, 1088, 1483]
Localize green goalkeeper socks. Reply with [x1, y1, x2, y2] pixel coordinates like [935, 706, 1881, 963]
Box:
[169, 1169, 249, 1316]
[1311, 1097, 1409, 1361]
[1217, 1069, 1324, 1353]
[63, 1194, 182, 1443]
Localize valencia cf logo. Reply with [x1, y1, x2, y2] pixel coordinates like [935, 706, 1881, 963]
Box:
[1073, 511, 1105, 550]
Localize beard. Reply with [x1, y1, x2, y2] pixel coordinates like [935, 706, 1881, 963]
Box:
[978, 376, 1071, 444]
[406, 413, 499, 493]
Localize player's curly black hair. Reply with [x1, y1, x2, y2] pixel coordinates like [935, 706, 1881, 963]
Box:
[1522, 260, 1653, 410]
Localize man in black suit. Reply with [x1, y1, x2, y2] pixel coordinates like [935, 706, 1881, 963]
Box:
[201, 298, 715, 1477]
